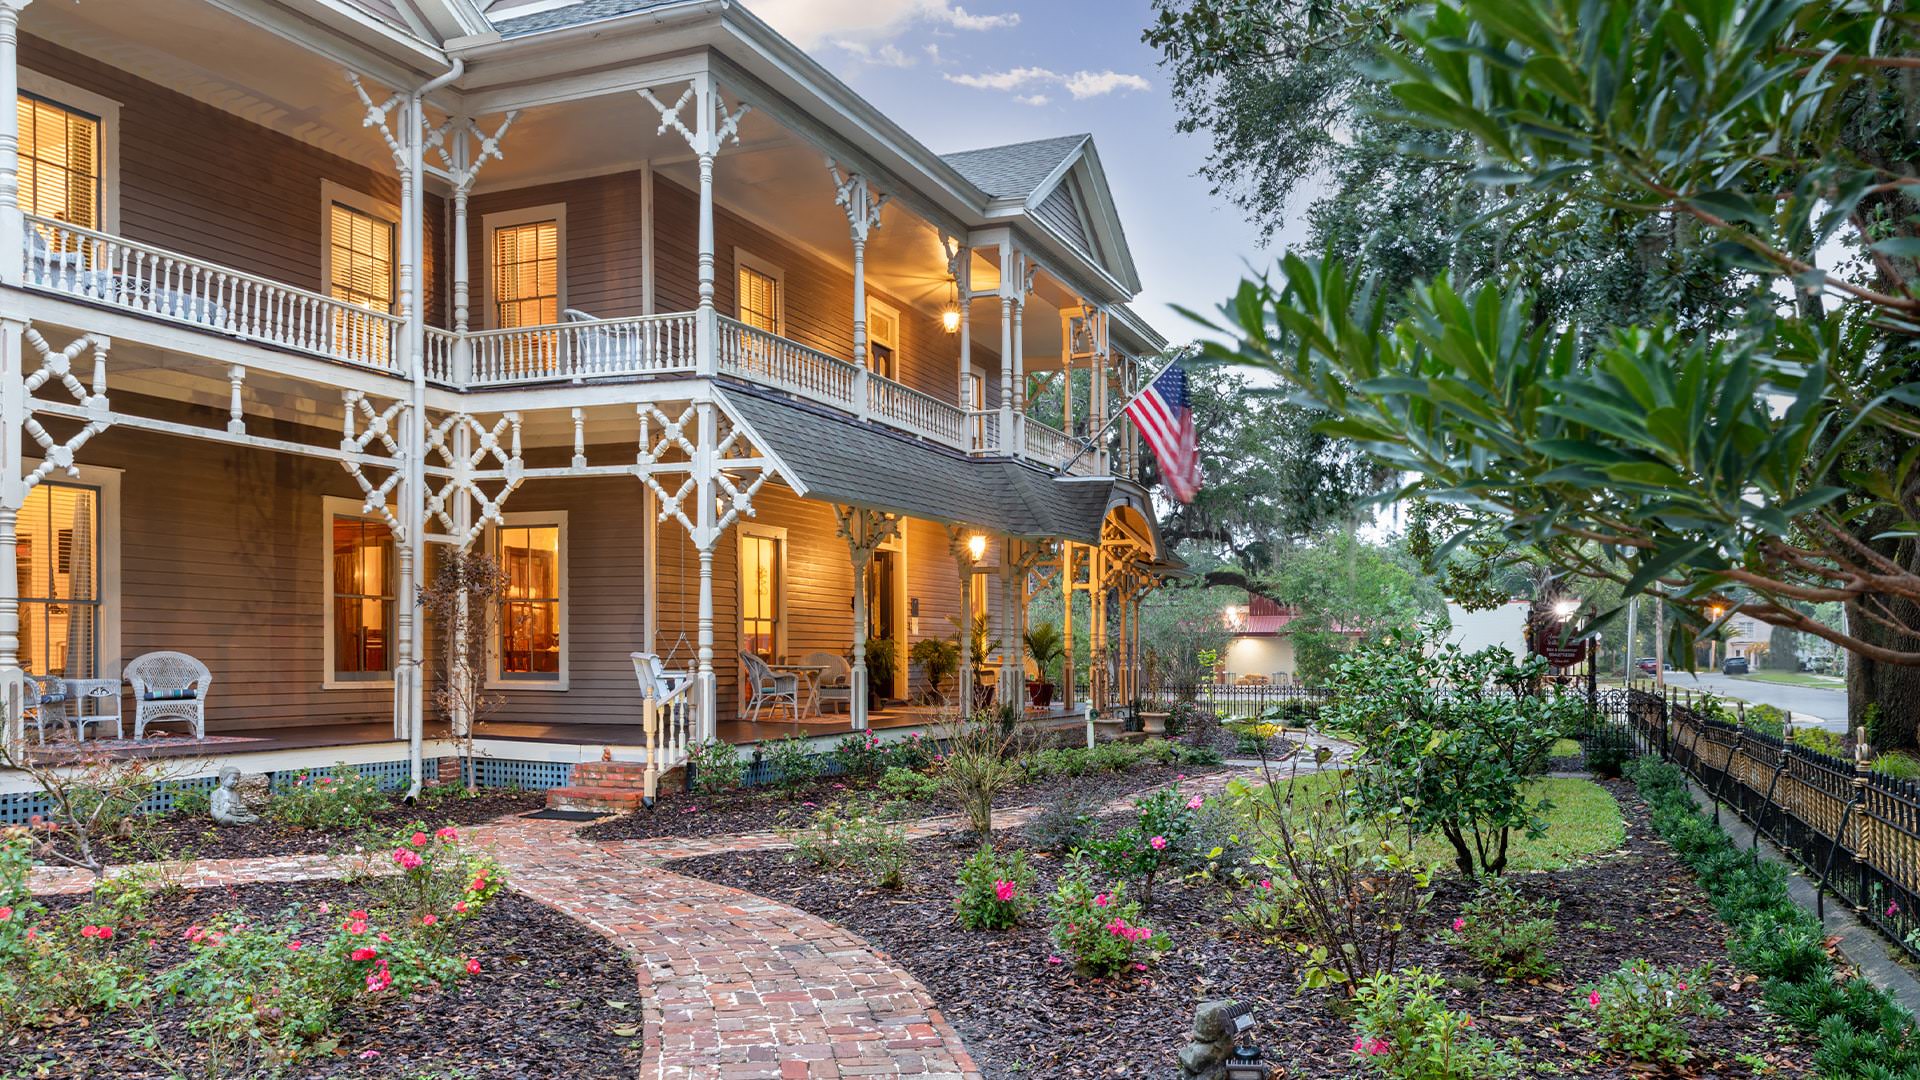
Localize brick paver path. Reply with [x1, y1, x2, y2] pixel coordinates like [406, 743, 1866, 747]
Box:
[25, 762, 1290, 1078]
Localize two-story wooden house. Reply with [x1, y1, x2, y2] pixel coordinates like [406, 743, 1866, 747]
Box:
[0, 0, 1173, 808]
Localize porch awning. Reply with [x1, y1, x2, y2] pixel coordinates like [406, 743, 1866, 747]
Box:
[717, 387, 1120, 544]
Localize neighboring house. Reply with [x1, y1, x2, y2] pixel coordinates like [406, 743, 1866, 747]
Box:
[1218, 595, 1322, 684]
[1443, 599, 1531, 657]
[0, 0, 1172, 808]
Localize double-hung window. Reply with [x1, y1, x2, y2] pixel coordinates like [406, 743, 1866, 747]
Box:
[326, 500, 395, 685]
[325, 189, 397, 366]
[17, 94, 100, 230]
[495, 517, 566, 686]
[16, 480, 102, 678]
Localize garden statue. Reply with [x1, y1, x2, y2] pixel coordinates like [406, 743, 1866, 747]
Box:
[209, 764, 259, 826]
[1177, 1000, 1240, 1078]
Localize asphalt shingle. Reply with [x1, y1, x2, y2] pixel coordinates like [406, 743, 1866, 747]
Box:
[490, 0, 681, 37]
[940, 134, 1089, 202]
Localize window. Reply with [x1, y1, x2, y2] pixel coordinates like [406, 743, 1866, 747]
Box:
[734, 249, 783, 335]
[491, 218, 560, 329]
[16, 481, 100, 679]
[323, 184, 398, 367]
[494, 515, 567, 687]
[962, 370, 986, 447]
[18, 94, 99, 230]
[866, 297, 899, 379]
[740, 528, 783, 659]
[327, 506, 394, 684]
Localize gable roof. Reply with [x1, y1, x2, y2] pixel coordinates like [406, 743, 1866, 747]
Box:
[941, 135, 1090, 202]
[488, 0, 681, 36]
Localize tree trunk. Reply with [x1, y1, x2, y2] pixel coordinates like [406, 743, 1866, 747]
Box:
[1852, 598, 1920, 750]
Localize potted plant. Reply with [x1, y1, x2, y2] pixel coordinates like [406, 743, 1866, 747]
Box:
[949, 612, 1002, 714]
[865, 636, 900, 707]
[1023, 621, 1064, 708]
[909, 636, 959, 704]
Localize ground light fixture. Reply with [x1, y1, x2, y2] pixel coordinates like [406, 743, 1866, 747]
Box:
[1219, 1002, 1268, 1079]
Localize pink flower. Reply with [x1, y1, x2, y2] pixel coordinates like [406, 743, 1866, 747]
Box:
[350, 910, 369, 921]
[316, 777, 334, 786]
[465, 957, 482, 975]
[0, 906, 11, 921]
[1677, 982, 1688, 991]
[994, 880, 1016, 902]
[392, 848, 423, 870]
[347, 920, 369, 936]
[351, 947, 378, 962]
[1149, 836, 1168, 851]
[1176, 773, 1187, 780]
[1352, 1037, 1366, 1053]
[455, 901, 469, 914]
[1891, 902, 1902, 918]
[1452, 918, 1466, 933]
[435, 826, 459, 841]
[422, 914, 438, 927]
[358, 1050, 381, 1060]
[410, 831, 429, 847]
[183, 925, 205, 942]
[1133, 963, 1147, 971]
[207, 931, 225, 946]
[1364, 1038, 1390, 1057]
[288, 941, 304, 951]
[1094, 893, 1110, 908]
[1588, 991, 1602, 1008]
[318, 902, 332, 915]
[1258, 879, 1272, 890]
[1187, 795, 1205, 810]
[1045, 955, 1063, 965]
[79, 925, 99, 939]
[377, 932, 392, 943]
[365, 965, 392, 994]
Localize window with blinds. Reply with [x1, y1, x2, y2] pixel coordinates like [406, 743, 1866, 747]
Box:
[737, 264, 781, 334]
[328, 201, 396, 366]
[492, 219, 559, 329]
[17, 94, 100, 230]
[497, 522, 562, 680]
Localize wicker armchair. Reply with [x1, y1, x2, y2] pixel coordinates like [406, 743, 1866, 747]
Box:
[24, 673, 69, 744]
[741, 653, 801, 725]
[125, 651, 211, 740]
[802, 651, 854, 714]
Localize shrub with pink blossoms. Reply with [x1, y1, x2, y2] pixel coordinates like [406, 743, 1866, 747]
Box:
[376, 821, 505, 924]
[954, 843, 1036, 931]
[1046, 859, 1167, 978]
[1350, 968, 1516, 1079]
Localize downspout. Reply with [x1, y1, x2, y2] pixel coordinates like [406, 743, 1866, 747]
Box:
[405, 59, 463, 801]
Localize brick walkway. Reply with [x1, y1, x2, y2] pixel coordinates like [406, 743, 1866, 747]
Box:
[24, 763, 1282, 1078]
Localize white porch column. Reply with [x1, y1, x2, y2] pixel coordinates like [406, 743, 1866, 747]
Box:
[0, 0, 29, 288]
[998, 246, 1015, 457]
[1012, 260, 1028, 457]
[955, 245, 972, 428]
[837, 506, 899, 730]
[0, 319, 23, 750]
[829, 163, 886, 422]
[694, 79, 718, 379]
[694, 399, 718, 740]
[451, 122, 473, 382]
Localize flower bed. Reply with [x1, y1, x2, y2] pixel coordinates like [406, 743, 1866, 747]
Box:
[665, 777, 1806, 1078]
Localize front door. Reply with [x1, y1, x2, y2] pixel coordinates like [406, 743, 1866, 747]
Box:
[866, 549, 903, 700]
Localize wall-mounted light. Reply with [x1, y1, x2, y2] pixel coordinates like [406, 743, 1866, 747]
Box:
[967, 532, 988, 561]
[942, 277, 961, 334]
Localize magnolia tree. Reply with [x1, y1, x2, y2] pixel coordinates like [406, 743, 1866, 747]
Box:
[1198, 0, 1920, 740]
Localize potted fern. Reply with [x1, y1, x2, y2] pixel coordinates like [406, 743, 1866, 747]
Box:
[1024, 621, 1065, 709]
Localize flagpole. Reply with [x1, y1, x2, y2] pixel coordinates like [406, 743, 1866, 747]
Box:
[1059, 353, 1183, 473]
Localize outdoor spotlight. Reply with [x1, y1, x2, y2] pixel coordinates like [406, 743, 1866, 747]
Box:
[967, 532, 988, 561]
[1222, 1045, 1271, 1080]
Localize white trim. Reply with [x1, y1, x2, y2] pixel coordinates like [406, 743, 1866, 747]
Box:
[19, 460, 121, 681]
[486, 510, 570, 692]
[737, 522, 787, 661]
[320, 494, 397, 691]
[481, 202, 568, 330]
[318, 180, 400, 305]
[732, 246, 785, 336]
[18, 69, 122, 234]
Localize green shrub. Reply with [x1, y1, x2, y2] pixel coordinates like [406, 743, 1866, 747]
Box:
[1576, 960, 1720, 1065]
[687, 739, 744, 795]
[1449, 876, 1557, 980]
[0, 829, 147, 1028]
[784, 798, 911, 888]
[1022, 792, 1098, 853]
[939, 716, 1019, 837]
[1350, 967, 1516, 1078]
[267, 764, 386, 831]
[1079, 783, 1201, 908]
[373, 824, 505, 924]
[953, 844, 1036, 930]
[1741, 703, 1788, 739]
[878, 765, 940, 802]
[832, 730, 889, 778]
[1019, 747, 1090, 781]
[1874, 751, 1920, 782]
[1046, 859, 1167, 977]
[1791, 726, 1844, 756]
[764, 735, 819, 790]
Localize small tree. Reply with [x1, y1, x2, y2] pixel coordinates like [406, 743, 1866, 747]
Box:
[1328, 628, 1579, 877]
[0, 743, 183, 878]
[419, 549, 508, 793]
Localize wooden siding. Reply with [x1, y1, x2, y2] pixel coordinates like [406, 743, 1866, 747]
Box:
[17, 35, 446, 328]
[1035, 181, 1090, 255]
[464, 172, 647, 326]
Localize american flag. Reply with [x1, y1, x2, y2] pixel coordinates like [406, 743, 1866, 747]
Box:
[1125, 363, 1201, 503]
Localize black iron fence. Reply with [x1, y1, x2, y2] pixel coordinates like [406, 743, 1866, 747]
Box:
[1139, 683, 1335, 722]
[1594, 686, 1920, 959]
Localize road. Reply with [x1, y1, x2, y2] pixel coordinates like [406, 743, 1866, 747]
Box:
[1661, 671, 1848, 726]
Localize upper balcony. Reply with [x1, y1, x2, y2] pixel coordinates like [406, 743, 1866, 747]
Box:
[2, 0, 1159, 480]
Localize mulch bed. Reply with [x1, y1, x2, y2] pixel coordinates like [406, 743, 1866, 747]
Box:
[1, 880, 644, 1079]
[60, 789, 547, 868]
[576, 761, 1224, 842]
[666, 777, 1808, 1079]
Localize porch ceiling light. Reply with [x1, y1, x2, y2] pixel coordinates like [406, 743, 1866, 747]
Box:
[967, 532, 988, 561]
[942, 277, 961, 334]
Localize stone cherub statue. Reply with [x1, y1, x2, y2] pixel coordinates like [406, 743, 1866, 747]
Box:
[209, 764, 259, 826]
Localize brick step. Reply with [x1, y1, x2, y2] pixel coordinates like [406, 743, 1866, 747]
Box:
[545, 785, 649, 813]
[567, 763, 655, 790]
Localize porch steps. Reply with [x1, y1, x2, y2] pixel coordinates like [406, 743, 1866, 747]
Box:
[544, 761, 682, 814]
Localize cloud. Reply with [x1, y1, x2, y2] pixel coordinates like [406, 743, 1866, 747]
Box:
[834, 39, 917, 67]
[1014, 93, 1051, 107]
[751, 0, 1018, 48]
[946, 67, 1151, 100]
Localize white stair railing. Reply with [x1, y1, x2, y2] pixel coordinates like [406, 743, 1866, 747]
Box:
[639, 669, 694, 800]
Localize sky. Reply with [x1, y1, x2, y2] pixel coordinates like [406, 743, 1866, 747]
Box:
[747, 0, 1313, 345]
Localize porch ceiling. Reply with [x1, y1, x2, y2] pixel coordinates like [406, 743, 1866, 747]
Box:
[717, 386, 1114, 544]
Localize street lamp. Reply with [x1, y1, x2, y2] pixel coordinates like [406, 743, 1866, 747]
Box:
[1552, 597, 1580, 621]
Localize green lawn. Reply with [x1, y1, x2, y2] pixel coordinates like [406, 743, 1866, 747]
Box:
[1739, 670, 1845, 689]
[1249, 772, 1627, 874]
[1549, 737, 1582, 757]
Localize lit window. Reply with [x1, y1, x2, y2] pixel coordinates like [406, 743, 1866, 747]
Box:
[866, 298, 898, 379]
[963, 371, 986, 447]
[737, 261, 781, 335]
[16, 481, 100, 678]
[17, 94, 99, 229]
[327, 200, 395, 365]
[498, 523, 562, 680]
[330, 515, 393, 680]
[492, 219, 560, 329]
[741, 531, 782, 658]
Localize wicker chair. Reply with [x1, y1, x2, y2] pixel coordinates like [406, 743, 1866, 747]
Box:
[24, 674, 70, 744]
[125, 651, 211, 740]
[802, 651, 854, 714]
[740, 652, 801, 725]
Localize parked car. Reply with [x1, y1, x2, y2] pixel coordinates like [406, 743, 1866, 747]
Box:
[1636, 657, 1661, 674]
[1722, 656, 1751, 675]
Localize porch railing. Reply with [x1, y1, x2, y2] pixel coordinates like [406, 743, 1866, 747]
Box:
[21, 214, 402, 373]
[718, 315, 860, 408]
[1024, 417, 1095, 474]
[869, 373, 969, 447]
[466, 312, 698, 386]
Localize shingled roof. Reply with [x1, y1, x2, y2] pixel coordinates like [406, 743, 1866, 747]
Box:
[717, 387, 1118, 544]
[489, 0, 680, 37]
[940, 134, 1090, 202]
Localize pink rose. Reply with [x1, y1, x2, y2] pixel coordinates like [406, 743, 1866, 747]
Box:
[1133, 962, 1147, 971]
[1094, 894, 1110, 908]
[994, 880, 1016, 903]
[422, 914, 438, 927]
[411, 832, 429, 847]
[351, 946, 377, 962]
[1149, 836, 1168, 850]
[1258, 879, 1272, 890]
[455, 901, 468, 914]
[288, 940, 304, 951]
[1045, 955, 1063, 965]
[1187, 795, 1204, 810]
[1588, 991, 1601, 1008]
[1452, 918, 1466, 933]
[436, 826, 459, 841]
[0, 906, 12, 921]
[465, 957, 482, 975]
